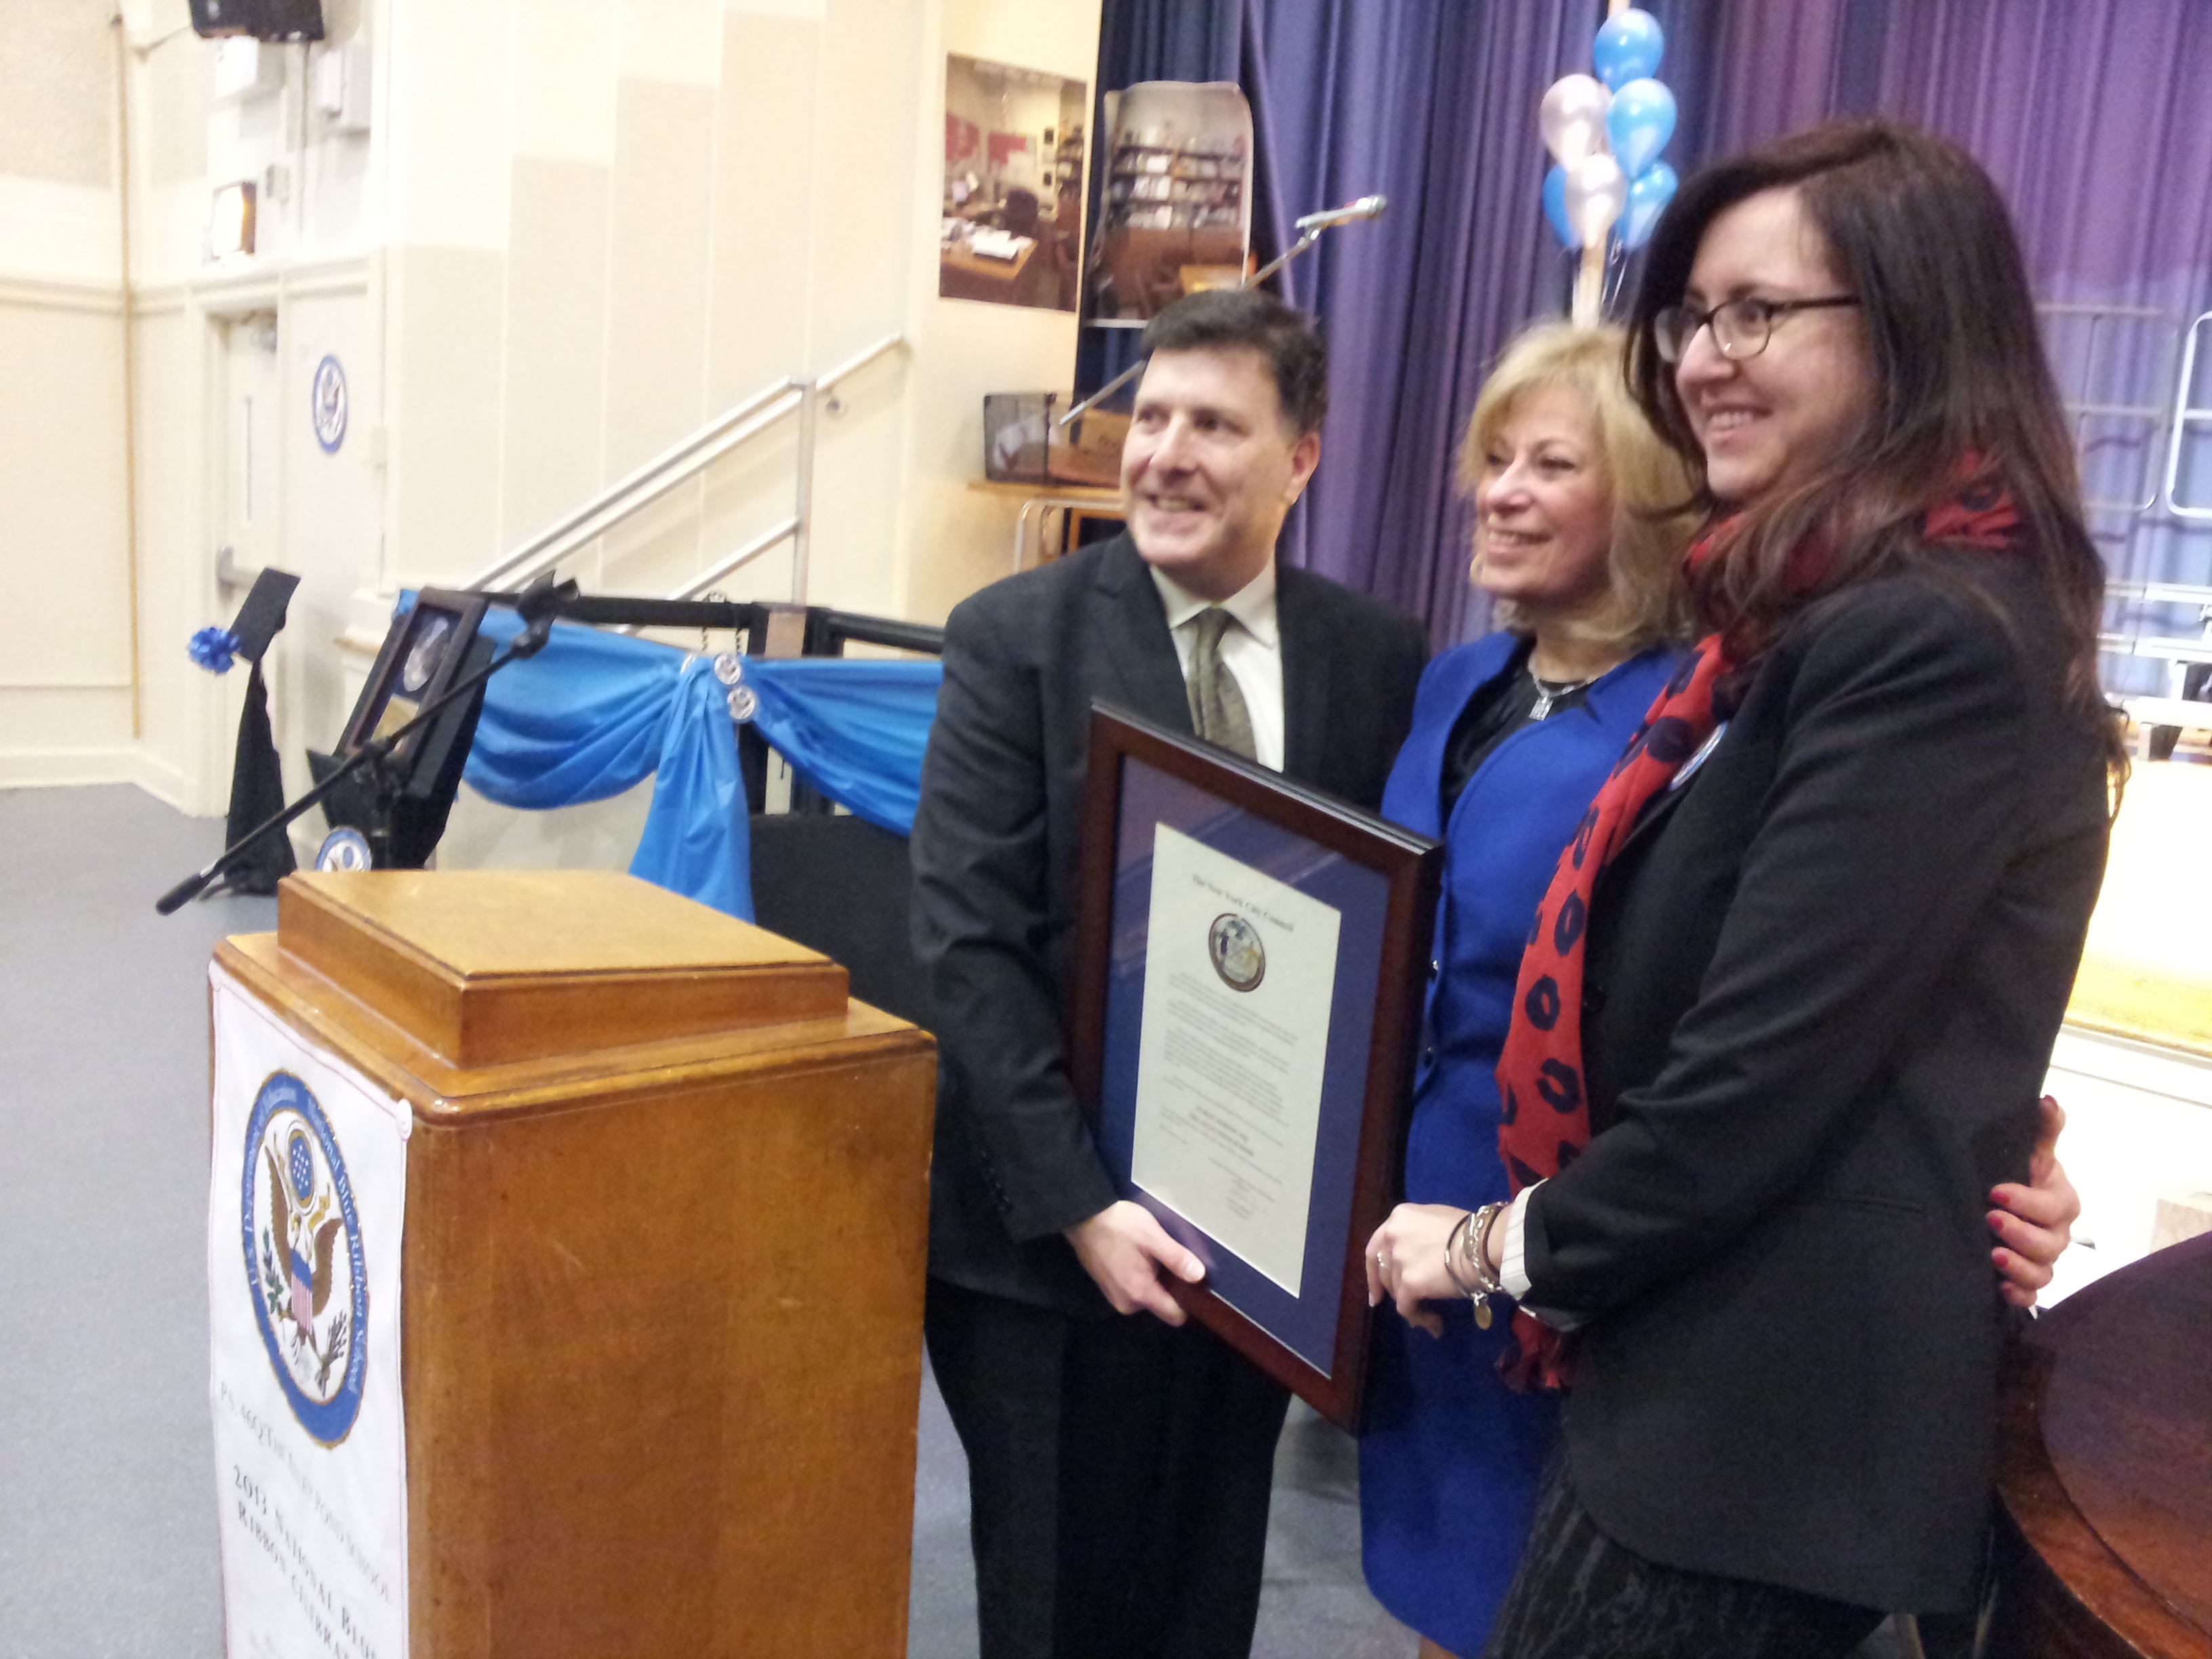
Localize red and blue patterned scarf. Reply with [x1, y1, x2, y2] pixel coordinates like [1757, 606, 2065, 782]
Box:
[1490, 479, 2020, 1391]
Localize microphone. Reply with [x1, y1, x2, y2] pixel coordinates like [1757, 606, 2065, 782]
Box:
[1294, 194, 1387, 232]
[510, 573, 578, 659]
[514, 572, 579, 626]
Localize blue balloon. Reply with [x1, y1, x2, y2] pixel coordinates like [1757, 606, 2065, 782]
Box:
[1593, 7, 1664, 91]
[1606, 78, 1677, 180]
[1542, 163, 1577, 250]
[1621, 160, 1679, 251]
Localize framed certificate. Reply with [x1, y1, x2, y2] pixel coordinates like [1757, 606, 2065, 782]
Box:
[1067, 705, 1441, 1429]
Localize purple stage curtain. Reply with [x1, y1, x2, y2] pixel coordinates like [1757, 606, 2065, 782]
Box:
[1644, 0, 2212, 687]
[1083, 1, 1607, 648]
[1876, 1, 2212, 665]
[1084, 0, 2212, 662]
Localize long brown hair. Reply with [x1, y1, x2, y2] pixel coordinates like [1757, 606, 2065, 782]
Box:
[1624, 121, 2109, 726]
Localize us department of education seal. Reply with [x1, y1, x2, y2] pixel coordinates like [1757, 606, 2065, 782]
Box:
[314, 825, 373, 872]
[311, 354, 348, 453]
[241, 1071, 369, 1445]
[1208, 913, 1266, 993]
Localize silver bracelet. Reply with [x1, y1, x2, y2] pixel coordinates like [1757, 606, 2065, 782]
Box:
[1471, 1200, 1509, 1296]
[1444, 1201, 1509, 1328]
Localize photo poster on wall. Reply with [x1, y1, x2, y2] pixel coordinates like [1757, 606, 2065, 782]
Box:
[1084, 82, 1256, 327]
[941, 54, 1090, 312]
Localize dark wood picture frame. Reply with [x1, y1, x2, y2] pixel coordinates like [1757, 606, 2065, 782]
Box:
[1066, 705, 1441, 1429]
[336, 587, 490, 770]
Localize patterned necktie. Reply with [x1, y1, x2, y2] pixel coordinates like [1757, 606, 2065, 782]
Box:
[1186, 608, 1256, 760]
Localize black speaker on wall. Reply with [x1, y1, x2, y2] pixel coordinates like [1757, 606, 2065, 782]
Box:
[190, 0, 325, 42]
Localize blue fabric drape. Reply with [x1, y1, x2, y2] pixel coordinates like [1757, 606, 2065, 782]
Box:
[741, 657, 943, 836]
[452, 606, 944, 916]
[464, 608, 754, 919]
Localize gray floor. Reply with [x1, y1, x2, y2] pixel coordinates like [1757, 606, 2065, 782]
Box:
[0, 784, 1918, 1659]
[0, 784, 1410, 1659]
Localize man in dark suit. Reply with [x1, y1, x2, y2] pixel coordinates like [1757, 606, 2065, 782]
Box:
[911, 289, 1428, 1658]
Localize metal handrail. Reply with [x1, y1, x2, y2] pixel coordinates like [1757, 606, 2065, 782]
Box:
[2038, 301, 2175, 517]
[2101, 632, 2212, 664]
[2164, 310, 2212, 519]
[813, 331, 904, 396]
[2107, 581, 2212, 607]
[466, 331, 903, 594]
[668, 518, 800, 602]
[468, 378, 798, 591]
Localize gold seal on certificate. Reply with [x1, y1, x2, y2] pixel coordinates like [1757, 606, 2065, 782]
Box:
[1208, 914, 1267, 991]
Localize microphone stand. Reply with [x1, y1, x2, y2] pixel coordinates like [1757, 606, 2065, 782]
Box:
[155, 581, 575, 916]
[1057, 196, 1387, 428]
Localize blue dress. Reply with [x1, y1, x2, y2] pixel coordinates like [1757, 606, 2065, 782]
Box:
[1359, 634, 1681, 1655]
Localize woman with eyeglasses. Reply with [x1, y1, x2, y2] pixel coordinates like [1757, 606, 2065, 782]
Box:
[1366, 121, 2120, 1659]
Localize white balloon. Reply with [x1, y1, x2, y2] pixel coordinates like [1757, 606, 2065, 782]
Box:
[1540, 74, 1611, 170]
[1563, 152, 1628, 249]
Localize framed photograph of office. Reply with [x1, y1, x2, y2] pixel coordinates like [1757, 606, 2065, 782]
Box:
[941, 56, 1088, 311]
[1066, 708, 1442, 1429]
[1084, 81, 1255, 326]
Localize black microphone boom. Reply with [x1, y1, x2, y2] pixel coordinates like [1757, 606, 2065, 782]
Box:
[514, 572, 579, 631]
[1292, 194, 1388, 232]
[155, 579, 576, 915]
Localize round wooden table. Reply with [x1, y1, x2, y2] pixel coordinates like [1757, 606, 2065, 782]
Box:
[1992, 1231, 2212, 1656]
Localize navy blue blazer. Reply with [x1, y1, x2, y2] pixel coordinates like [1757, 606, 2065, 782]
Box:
[1526, 556, 2111, 1613]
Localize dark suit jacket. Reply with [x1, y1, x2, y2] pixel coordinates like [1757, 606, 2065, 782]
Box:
[912, 533, 1429, 1317]
[1521, 552, 2111, 1613]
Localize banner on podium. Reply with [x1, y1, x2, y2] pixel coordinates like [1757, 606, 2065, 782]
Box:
[209, 966, 410, 1659]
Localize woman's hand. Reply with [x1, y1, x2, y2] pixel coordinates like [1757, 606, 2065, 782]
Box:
[1988, 1094, 2080, 1309]
[1366, 1204, 1473, 1338]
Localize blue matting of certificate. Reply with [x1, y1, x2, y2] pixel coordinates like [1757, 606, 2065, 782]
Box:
[1092, 756, 1390, 1374]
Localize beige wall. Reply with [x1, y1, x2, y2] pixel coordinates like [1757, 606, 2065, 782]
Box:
[0, 281, 136, 785]
[1, 0, 1103, 820]
[375, 0, 1100, 623]
[0, 3, 135, 789]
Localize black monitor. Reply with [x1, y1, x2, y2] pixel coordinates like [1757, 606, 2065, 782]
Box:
[190, 0, 325, 42]
[312, 589, 491, 867]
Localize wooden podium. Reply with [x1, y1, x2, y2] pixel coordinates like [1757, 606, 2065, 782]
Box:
[1992, 1235, 2212, 1658]
[213, 869, 937, 1658]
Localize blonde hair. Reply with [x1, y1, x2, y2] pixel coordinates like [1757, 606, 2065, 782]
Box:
[1461, 321, 1700, 651]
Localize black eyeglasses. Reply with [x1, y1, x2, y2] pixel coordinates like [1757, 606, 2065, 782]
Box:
[1653, 295, 1860, 364]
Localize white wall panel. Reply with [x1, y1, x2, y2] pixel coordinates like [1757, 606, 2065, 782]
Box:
[0, 296, 132, 687]
[386, 0, 514, 251]
[621, 0, 726, 87]
[511, 0, 620, 165]
[0, 179, 121, 285]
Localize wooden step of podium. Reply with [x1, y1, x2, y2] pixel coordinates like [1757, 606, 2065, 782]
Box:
[278, 869, 850, 1067]
[216, 871, 937, 1659]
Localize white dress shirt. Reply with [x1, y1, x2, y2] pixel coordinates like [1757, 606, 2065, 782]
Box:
[1149, 560, 1286, 773]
